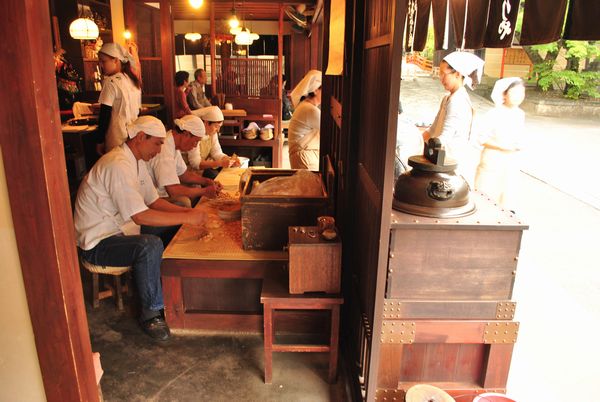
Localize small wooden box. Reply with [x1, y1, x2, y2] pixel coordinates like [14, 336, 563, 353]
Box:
[288, 226, 341, 294]
[241, 170, 328, 251]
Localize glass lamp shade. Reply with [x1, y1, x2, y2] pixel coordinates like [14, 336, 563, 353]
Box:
[69, 18, 99, 40]
[230, 26, 242, 35]
[184, 32, 202, 41]
[250, 32, 260, 40]
[234, 29, 253, 46]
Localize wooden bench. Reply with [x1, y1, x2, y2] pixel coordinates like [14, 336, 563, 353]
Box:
[260, 276, 343, 384]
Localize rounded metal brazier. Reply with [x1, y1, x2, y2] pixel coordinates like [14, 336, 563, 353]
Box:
[392, 140, 475, 218]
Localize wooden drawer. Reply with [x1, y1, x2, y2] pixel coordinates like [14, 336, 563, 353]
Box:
[288, 226, 341, 294]
[377, 319, 518, 396]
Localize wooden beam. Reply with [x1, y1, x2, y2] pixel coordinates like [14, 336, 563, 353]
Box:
[278, 3, 284, 138]
[0, 0, 98, 400]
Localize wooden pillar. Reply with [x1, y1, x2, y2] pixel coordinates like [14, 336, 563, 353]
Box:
[278, 3, 284, 137]
[210, 3, 216, 90]
[0, 0, 99, 400]
[160, 0, 175, 123]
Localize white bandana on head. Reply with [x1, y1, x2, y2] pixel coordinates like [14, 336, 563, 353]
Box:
[290, 70, 322, 107]
[99, 43, 137, 68]
[126, 115, 166, 139]
[192, 106, 224, 122]
[443, 51, 485, 90]
[491, 77, 523, 106]
[174, 115, 206, 138]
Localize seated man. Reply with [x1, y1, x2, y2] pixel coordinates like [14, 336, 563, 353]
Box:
[187, 68, 212, 110]
[74, 115, 217, 341]
[147, 114, 222, 208]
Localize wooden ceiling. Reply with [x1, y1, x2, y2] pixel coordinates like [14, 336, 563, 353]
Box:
[170, 0, 316, 21]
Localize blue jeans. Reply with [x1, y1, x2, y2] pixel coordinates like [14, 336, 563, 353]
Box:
[80, 226, 179, 318]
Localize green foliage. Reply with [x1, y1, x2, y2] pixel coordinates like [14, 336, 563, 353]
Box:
[530, 41, 600, 99]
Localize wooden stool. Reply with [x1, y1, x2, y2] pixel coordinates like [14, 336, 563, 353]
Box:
[260, 276, 343, 384]
[79, 257, 131, 311]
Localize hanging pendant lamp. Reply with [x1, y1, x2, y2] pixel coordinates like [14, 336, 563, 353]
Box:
[69, 17, 99, 40]
[189, 0, 203, 9]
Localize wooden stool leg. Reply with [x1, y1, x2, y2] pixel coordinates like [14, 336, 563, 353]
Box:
[92, 273, 100, 308]
[328, 305, 341, 383]
[263, 302, 273, 384]
[114, 275, 124, 311]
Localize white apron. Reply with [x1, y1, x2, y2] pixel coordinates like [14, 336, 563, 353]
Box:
[103, 73, 141, 151]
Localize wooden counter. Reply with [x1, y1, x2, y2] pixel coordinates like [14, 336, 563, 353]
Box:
[161, 168, 288, 332]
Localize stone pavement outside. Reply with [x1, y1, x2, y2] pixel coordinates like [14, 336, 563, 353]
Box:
[399, 75, 600, 402]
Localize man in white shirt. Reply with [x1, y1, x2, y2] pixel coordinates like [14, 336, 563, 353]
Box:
[147, 114, 222, 208]
[74, 115, 216, 341]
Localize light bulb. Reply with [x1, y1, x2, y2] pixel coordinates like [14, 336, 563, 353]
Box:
[123, 30, 132, 40]
[185, 32, 202, 41]
[228, 16, 239, 29]
[189, 0, 203, 9]
[230, 26, 242, 35]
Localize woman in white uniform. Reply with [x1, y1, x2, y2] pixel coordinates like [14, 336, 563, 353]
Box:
[186, 106, 241, 178]
[422, 51, 484, 185]
[475, 77, 526, 210]
[288, 70, 322, 170]
[96, 43, 142, 153]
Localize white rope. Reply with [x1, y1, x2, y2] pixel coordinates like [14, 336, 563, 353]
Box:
[461, 0, 469, 50]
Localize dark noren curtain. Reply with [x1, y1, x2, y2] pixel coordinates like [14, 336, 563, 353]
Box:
[563, 0, 600, 41]
[520, 0, 568, 45]
[450, 0, 490, 50]
[484, 0, 521, 48]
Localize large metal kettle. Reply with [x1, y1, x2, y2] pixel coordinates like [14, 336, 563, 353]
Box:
[392, 138, 475, 218]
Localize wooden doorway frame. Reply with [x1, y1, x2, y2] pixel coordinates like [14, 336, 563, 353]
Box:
[0, 0, 98, 400]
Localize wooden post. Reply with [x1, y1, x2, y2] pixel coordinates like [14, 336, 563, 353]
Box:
[278, 3, 284, 139]
[160, 0, 175, 123]
[210, 3, 216, 91]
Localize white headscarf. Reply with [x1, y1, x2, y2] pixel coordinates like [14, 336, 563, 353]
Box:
[126, 115, 166, 139]
[290, 70, 322, 107]
[491, 77, 523, 106]
[192, 106, 224, 122]
[443, 51, 485, 90]
[174, 115, 206, 138]
[99, 43, 137, 68]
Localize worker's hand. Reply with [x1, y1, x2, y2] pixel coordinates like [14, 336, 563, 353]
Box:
[200, 184, 218, 199]
[230, 158, 241, 167]
[422, 130, 430, 142]
[219, 157, 231, 168]
[186, 209, 210, 226]
[214, 180, 223, 192]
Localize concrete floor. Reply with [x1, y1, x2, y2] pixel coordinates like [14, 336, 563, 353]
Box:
[88, 305, 349, 402]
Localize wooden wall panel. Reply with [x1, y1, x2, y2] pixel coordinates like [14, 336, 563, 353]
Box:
[0, 0, 98, 400]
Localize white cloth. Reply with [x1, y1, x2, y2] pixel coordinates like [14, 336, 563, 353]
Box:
[290, 70, 322, 107]
[288, 101, 321, 170]
[72, 102, 93, 118]
[98, 72, 142, 150]
[475, 105, 525, 208]
[443, 51, 485, 90]
[491, 77, 523, 106]
[192, 105, 224, 122]
[74, 144, 159, 250]
[99, 42, 136, 67]
[174, 114, 206, 138]
[186, 135, 227, 169]
[126, 115, 166, 139]
[147, 132, 188, 198]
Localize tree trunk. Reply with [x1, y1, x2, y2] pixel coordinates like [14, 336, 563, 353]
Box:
[522, 45, 543, 64]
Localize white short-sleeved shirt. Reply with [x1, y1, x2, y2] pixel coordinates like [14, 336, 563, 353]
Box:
[74, 143, 159, 250]
[147, 131, 188, 197]
[98, 72, 142, 122]
[186, 134, 226, 169]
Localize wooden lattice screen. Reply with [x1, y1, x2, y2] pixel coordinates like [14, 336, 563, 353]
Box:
[215, 58, 278, 97]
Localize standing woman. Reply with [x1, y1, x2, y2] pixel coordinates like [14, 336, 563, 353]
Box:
[422, 51, 484, 185]
[96, 43, 142, 153]
[288, 70, 322, 170]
